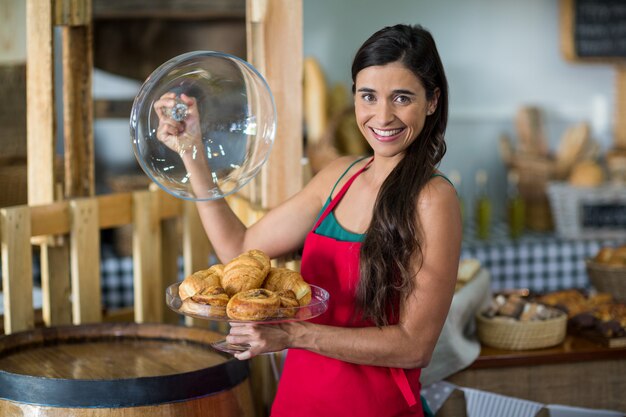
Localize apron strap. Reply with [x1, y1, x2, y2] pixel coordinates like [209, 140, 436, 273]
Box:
[390, 368, 418, 407]
[313, 157, 374, 230]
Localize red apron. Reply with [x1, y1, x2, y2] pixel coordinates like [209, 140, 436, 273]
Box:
[271, 161, 423, 417]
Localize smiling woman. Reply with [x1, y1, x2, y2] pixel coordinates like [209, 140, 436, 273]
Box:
[165, 23, 460, 417]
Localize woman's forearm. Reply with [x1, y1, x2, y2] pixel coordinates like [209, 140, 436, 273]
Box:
[180, 150, 248, 262]
[286, 321, 433, 369]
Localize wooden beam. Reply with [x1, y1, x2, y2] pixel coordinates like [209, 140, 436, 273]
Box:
[26, 0, 56, 205]
[1, 206, 35, 334]
[62, 22, 95, 198]
[246, 0, 303, 209]
[132, 191, 163, 323]
[92, 0, 246, 20]
[70, 198, 102, 324]
[54, 0, 91, 26]
[40, 243, 72, 326]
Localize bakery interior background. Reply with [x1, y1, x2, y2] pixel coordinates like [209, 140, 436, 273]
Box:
[0, 0, 616, 220]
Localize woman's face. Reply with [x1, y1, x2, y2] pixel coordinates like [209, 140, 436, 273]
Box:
[354, 61, 437, 159]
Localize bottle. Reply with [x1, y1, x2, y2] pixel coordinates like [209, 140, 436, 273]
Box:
[474, 170, 492, 240]
[507, 171, 525, 239]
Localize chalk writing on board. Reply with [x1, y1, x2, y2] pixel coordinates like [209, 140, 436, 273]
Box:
[582, 203, 626, 229]
[574, 0, 626, 58]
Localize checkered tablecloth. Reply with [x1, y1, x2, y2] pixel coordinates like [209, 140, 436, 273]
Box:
[461, 222, 626, 293]
[3, 223, 626, 310]
[100, 245, 141, 309]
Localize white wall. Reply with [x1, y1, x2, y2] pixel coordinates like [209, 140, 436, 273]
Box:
[303, 0, 617, 219]
[0, 0, 26, 64]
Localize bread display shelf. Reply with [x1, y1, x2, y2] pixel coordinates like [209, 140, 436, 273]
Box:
[166, 282, 330, 324]
[572, 329, 626, 349]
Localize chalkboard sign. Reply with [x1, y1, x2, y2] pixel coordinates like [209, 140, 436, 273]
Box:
[561, 0, 626, 61]
[582, 203, 626, 229]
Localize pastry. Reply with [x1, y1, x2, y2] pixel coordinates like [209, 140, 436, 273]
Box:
[190, 285, 230, 318]
[497, 294, 525, 319]
[226, 288, 281, 321]
[568, 160, 605, 187]
[611, 246, 626, 265]
[179, 264, 225, 300]
[275, 289, 300, 318]
[222, 249, 271, 296]
[263, 267, 312, 306]
[456, 259, 481, 291]
[594, 247, 615, 264]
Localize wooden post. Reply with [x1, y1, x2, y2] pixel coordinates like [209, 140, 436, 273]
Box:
[60, 1, 94, 198]
[1, 206, 35, 334]
[70, 198, 102, 324]
[26, 0, 56, 205]
[27, 0, 94, 327]
[246, 0, 303, 209]
[26, 0, 94, 200]
[132, 190, 163, 323]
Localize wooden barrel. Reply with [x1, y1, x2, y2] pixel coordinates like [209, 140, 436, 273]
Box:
[0, 323, 255, 416]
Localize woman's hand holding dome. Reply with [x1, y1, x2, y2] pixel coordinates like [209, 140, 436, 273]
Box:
[154, 92, 202, 156]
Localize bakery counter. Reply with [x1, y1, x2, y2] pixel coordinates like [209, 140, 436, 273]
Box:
[446, 335, 626, 412]
[472, 334, 626, 368]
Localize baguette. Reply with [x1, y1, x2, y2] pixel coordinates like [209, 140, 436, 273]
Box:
[304, 56, 328, 146]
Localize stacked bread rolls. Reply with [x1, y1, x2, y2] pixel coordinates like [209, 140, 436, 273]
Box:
[178, 249, 311, 320]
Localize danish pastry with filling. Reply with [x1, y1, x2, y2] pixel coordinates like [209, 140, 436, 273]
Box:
[190, 285, 230, 318]
[226, 288, 281, 321]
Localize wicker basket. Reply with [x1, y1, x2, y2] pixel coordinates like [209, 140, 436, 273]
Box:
[586, 260, 626, 303]
[475, 312, 567, 350]
[546, 181, 626, 239]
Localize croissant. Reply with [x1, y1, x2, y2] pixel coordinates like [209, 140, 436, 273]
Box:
[275, 289, 300, 318]
[179, 263, 225, 300]
[263, 267, 311, 306]
[191, 285, 229, 306]
[222, 249, 271, 296]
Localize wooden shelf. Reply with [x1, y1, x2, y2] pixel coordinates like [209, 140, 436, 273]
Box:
[472, 335, 626, 369]
[93, 0, 245, 20]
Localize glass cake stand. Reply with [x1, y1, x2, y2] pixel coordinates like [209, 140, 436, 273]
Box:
[166, 282, 329, 354]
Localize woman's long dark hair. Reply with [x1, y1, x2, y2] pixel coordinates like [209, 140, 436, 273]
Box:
[352, 24, 449, 326]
